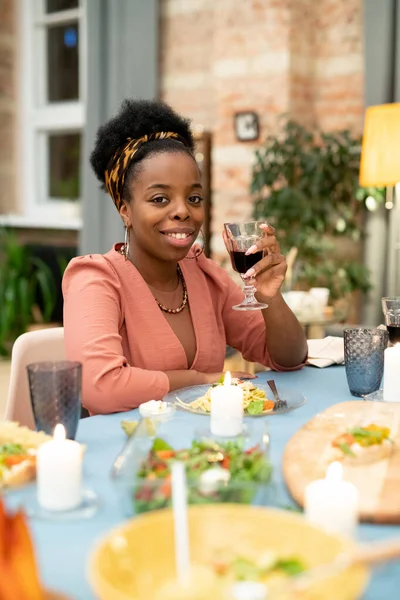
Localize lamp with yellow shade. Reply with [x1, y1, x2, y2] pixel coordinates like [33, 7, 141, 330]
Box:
[360, 103, 400, 295]
[360, 103, 400, 188]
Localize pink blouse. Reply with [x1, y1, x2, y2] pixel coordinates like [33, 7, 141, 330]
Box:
[62, 246, 300, 414]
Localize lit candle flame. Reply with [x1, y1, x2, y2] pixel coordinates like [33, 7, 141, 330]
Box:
[326, 461, 342, 483]
[53, 424, 66, 442]
[224, 371, 232, 387]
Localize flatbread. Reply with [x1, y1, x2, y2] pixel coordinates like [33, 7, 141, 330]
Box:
[0, 422, 52, 489]
[0, 421, 51, 448]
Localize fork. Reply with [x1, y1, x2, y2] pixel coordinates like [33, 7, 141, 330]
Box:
[267, 380, 288, 410]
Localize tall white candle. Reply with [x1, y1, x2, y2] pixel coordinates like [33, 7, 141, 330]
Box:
[210, 371, 243, 437]
[171, 461, 190, 586]
[383, 344, 400, 402]
[36, 424, 83, 511]
[304, 462, 359, 538]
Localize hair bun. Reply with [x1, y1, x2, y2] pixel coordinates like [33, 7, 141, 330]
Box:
[90, 100, 194, 186]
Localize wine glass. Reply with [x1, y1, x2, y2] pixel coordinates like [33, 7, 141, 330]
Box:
[381, 297, 400, 345]
[224, 221, 268, 311]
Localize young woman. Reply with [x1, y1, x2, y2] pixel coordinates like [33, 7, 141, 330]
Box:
[63, 100, 307, 414]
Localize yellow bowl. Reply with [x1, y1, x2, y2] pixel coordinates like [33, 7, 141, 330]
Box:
[88, 504, 368, 600]
[44, 591, 72, 599]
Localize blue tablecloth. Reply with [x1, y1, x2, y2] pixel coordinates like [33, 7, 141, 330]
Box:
[6, 366, 400, 599]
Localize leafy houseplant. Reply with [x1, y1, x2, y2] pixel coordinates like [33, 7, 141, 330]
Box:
[251, 119, 384, 307]
[0, 229, 57, 356]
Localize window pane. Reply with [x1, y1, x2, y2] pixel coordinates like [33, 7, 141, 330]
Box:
[46, 0, 78, 13]
[47, 23, 79, 102]
[48, 133, 81, 200]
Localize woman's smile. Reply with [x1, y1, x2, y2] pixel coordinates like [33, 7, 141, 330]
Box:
[160, 227, 196, 247]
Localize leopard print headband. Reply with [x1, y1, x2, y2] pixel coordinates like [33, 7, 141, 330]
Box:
[104, 131, 185, 210]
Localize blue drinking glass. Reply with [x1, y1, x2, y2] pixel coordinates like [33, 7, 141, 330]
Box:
[344, 328, 388, 397]
[27, 361, 82, 440]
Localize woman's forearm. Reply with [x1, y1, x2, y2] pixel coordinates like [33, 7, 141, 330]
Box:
[166, 370, 222, 391]
[258, 292, 308, 367]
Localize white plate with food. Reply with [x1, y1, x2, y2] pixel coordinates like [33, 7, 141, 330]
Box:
[165, 380, 306, 416]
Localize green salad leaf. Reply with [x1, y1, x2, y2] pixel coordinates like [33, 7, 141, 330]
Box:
[121, 420, 138, 437]
[0, 444, 24, 456]
[247, 399, 264, 415]
[0, 444, 25, 467]
[232, 556, 261, 581]
[152, 438, 174, 452]
[274, 558, 305, 576]
[226, 555, 305, 581]
[350, 427, 383, 437]
[338, 442, 355, 457]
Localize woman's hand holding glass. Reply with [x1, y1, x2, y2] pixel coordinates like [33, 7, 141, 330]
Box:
[243, 223, 287, 300]
[223, 222, 287, 310]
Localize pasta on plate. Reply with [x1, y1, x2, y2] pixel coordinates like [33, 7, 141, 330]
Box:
[177, 381, 275, 415]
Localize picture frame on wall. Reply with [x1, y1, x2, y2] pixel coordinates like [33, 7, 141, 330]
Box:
[234, 111, 260, 142]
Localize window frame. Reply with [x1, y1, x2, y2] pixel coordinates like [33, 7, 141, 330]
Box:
[18, 0, 86, 229]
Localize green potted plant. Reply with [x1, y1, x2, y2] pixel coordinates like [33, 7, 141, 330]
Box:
[0, 229, 57, 355]
[251, 119, 384, 319]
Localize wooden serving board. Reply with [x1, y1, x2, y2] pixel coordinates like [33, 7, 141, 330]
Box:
[283, 400, 400, 524]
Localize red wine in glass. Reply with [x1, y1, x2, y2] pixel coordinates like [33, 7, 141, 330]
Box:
[387, 325, 400, 345]
[230, 250, 263, 274]
[224, 221, 268, 311]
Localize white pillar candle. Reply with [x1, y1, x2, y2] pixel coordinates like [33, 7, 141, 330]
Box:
[171, 461, 190, 586]
[383, 344, 400, 402]
[37, 424, 83, 511]
[304, 462, 359, 538]
[210, 371, 243, 437]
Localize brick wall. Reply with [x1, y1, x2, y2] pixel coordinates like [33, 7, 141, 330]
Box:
[160, 0, 364, 261]
[0, 0, 16, 214]
[0, 0, 364, 256]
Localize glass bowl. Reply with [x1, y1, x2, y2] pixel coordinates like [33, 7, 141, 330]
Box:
[111, 413, 274, 517]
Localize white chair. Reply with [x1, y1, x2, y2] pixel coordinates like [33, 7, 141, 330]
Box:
[5, 327, 65, 428]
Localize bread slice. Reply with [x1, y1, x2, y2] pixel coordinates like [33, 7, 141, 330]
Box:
[0, 422, 52, 489]
[2, 458, 37, 487]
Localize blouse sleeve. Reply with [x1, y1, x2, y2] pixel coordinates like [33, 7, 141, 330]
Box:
[62, 255, 170, 414]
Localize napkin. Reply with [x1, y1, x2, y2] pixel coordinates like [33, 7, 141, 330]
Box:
[307, 336, 344, 368]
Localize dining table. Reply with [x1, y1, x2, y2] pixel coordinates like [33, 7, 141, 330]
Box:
[5, 365, 400, 600]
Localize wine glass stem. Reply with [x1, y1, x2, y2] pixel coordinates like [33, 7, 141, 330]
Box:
[242, 278, 258, 305]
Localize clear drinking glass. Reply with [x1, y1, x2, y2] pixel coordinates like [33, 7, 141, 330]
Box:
[224, 221, 268, 311]
[344, 328, 388, 397]
[381, 297, 400, 345]
[27, 361, 82, 440]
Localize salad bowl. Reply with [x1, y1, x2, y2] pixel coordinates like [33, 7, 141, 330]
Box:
[111, 413, 273, 517]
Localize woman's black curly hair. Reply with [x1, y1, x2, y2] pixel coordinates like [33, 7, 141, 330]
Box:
[90, 99, 195, 202]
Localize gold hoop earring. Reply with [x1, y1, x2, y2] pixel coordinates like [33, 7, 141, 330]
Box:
[185, 229, 205, 260]
[124, 225, 130, 260]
